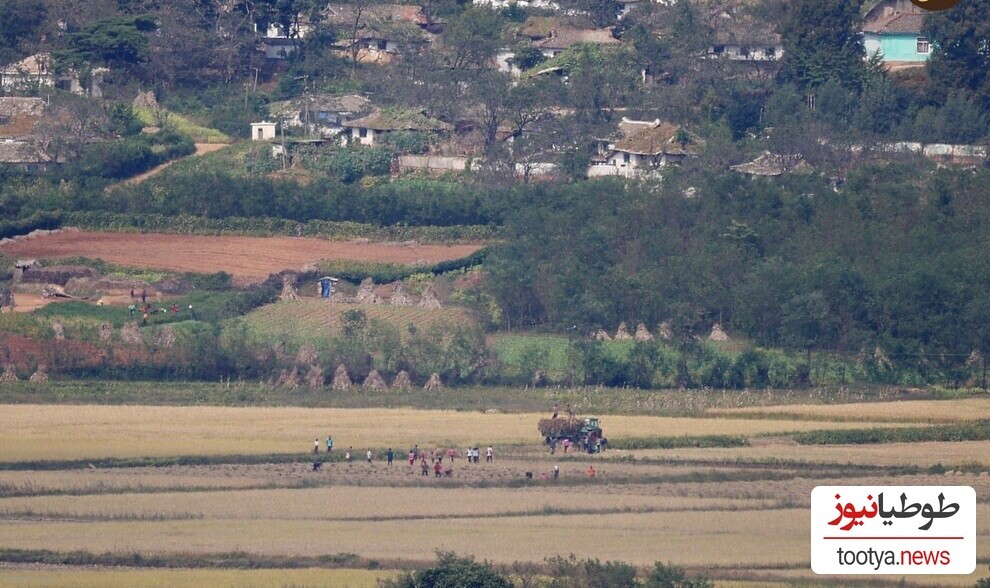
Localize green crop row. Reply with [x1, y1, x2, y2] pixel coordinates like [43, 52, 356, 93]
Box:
[63, 212, 495, 244]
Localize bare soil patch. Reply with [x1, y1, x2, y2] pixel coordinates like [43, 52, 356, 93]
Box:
[0, 231, 483, 279]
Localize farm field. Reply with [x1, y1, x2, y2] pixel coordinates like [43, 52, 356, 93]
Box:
[243, 300, 471, 343]
[0, 231, 483, 279]
[0, 567, 390, 588]
[710, 397, 990, 423]
[0, 404, 916, 462]
[1, 393, 988, 586]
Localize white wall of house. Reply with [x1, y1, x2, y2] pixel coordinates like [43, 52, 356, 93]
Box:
[351, 127, 378, 145]
[707, 44, 782, 61]
[496, 50, 521, 77]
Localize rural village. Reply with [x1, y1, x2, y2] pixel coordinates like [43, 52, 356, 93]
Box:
[1, 0, 990, 585]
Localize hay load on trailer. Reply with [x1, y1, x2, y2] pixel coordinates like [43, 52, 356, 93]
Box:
[538, 416, 603, 446]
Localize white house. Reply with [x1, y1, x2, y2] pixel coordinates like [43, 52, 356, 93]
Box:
[706, 11, 783, 62]
[588, 119, 703, 178]
[534, 28, 619, 58]
[343, 108, 450, 146]
[250, 122, 277, 141]
[0, 54, 55, 92]
[257, 19, 313, 60]
[268, 94, 372, 138]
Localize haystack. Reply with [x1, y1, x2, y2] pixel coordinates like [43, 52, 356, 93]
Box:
[614, 322, 632, 340]
[634, 323, 653, 341]
[419, 287, 443, 310]
[296, 343, 319, 366]
[708, 323, 729, 341]
[99, 322, 113, 342]
[0, 364, 18, 383]
[423, 372, 443, 391]
[133, 90, 159, 109]
[363, 369, 388, 391]
[120, 322, 143, 345]
[152, 325, 176, 349]
[392, 370, 412, 391]
[593, 329, 611, 341]
[356, 278, 381, 304]
[657, 321, 673, 340]
[332, 364, 352, 390]
[278, 274, 299, 302]
[52, 318, 65, 341]
[29, 365, 48, 382]
[390, 284, 414, 307]
[305, 363, 325, 388]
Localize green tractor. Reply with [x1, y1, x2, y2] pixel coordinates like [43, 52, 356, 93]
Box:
[538, 416, 604, 453]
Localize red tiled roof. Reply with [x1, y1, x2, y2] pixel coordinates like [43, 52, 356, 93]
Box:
[863, 13, 925, 34]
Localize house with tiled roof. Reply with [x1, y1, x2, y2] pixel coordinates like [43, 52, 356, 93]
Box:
[534, 28, 619, 58]
[269, 95, 373, 138]
[588, 118, 703, 177]
[862, 0, 929, 65]
[706, 10, 782, 62]
[325, 4, 438, 63]
[343, 108, 451, 146]
[0, 54, 55, 93]
[0, 97, 52, 170]
[863, 13, 929, 64]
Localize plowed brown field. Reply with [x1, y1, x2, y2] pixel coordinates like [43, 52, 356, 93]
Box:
[0, 231, 482, 279]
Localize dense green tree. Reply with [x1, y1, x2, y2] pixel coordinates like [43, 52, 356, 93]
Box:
[442, 7, 505, 69]
[923, 2, 990, 112]
[0, 0, 46, 64]
[55, 15, 157, 68]
[777, 0, 865, 88]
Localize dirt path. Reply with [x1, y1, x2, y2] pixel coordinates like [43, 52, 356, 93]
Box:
[0, 231, 484, 279]
[118, 143, 228, 186]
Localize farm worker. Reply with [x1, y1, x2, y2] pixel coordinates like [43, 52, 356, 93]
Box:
[421, 461, 429, 476]
[367, 450, 373, 463]
[474, 447, 481, 463]
[326, 436, 333, 454]
[346, 447, 352, 462]
[408, 451, 415, 465]
[448, 448, 456, 461]
[588, 466, 596, 478]
[563, 438, 570, 453]
[387, 448, 394, 465]
[551, 403, 558, 419]
[128, 304, 136, 316]
[130, 289, 135, 298]
[553, 465, 559, 479]
[466, 448, 471, 463]
[313, 439, 319, 454]
[171, 304, 179, 313]
[141, 288, 147, 303]
[141, 311, 149, 326]
[566, 404, 573, 419]
[549, 438, 557, 455]
[434, 461, 442, 477]
[486, 446, 493, 463]
[189, 305, 196, 320]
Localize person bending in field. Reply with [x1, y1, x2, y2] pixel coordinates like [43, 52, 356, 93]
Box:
[486, 446, 493, 463]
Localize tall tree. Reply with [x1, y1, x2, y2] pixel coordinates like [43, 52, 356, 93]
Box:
[0, 0, 46, 64]
[923, 2, 990, 112]
[777, 0, 865, 88]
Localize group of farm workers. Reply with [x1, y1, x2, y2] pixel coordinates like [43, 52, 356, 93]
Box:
[310, 437, 497, 477]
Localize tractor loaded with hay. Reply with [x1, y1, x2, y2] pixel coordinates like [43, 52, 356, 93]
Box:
[538, 416, 604, 452]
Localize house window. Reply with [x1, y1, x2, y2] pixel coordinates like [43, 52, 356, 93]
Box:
[359, 128, 368, 138]
[0, 115, 9, 125]
[739, 46, 750, 58]
[766, 46, 776, 58]
[257, 128, 264, 140]
[807, 93, 816, 111]
[712, 45, 725, 55]
[622, 153, 630, 164]
[917, 38, 930, 54]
